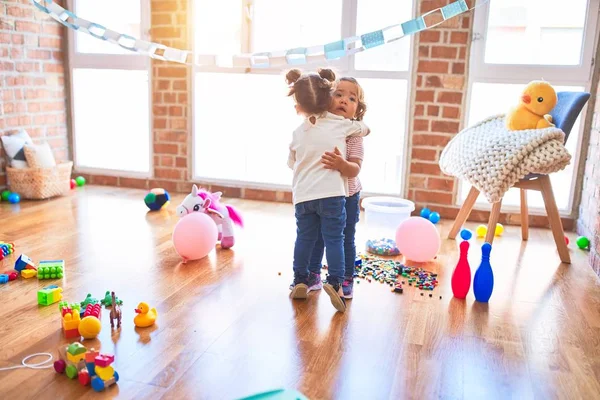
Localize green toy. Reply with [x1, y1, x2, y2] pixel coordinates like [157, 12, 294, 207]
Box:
[38, 265, 64, 280]
[1, 190, 10, 201]
[75, 176, 86, 186]
[59, 301, 81, 313]
[80, 293, 100, 308]
[237, 389, 309, 400]
[576, 236, 590, 249]
[101, 290, 123, 307]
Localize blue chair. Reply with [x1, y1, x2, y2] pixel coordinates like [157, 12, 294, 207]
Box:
[449, 91, 590, 264]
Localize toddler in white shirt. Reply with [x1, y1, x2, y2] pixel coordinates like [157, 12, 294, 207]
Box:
[286, 68, 369, 313]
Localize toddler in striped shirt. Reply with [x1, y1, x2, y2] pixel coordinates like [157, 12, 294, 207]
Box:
[307, 76, 368, 300]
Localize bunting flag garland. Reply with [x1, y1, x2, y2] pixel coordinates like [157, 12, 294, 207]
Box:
[31, 0, 489, 68]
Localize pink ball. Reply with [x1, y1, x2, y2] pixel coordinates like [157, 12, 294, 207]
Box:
[172, 213, 218, 261]
[395, 216, 441, 262]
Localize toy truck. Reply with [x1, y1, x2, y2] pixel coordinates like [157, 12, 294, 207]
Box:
[53, 342, 119, 392]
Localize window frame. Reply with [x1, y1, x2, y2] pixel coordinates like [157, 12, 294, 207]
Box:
[66, 0, 154, 178]
[190, 0, 416, 196]
[462, 0, 600, 216]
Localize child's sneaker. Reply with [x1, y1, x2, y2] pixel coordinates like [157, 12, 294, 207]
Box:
[342, 278, 354, 299]
[289, 274, 308, 299]
[323, 281, 346, 312]
[307, 272, 323, 292]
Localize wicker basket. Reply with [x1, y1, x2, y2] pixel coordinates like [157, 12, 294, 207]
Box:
[6, 161, 73, 200]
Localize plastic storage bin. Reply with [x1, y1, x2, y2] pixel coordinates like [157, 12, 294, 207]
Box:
[362, 197, 415, 255]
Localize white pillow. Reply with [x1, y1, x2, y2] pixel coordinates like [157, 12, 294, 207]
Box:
[24, 142, 56, 168]
[1, 129, 33, 168]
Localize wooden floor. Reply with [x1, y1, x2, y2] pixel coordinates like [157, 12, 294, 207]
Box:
[0, 186, 599, 400]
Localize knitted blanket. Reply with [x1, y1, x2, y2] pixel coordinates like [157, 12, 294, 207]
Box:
[439, 114, 571, 203]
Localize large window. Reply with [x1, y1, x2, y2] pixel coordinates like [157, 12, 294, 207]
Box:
[193, 0, 414, 194]
[67, 0, 151, 175]
[464, 0, 599, 214]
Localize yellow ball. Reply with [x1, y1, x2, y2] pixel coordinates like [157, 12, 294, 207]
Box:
[78, 316, 101, 339]
[495, 223, 504, 236]
[476, 225, 487, 237]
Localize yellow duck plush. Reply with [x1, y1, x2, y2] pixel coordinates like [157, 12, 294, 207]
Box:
[506, 80, 557, 131]
[134, 302, 158, 328]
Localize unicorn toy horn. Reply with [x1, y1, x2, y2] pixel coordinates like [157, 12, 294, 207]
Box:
[176, 184, 244, 249]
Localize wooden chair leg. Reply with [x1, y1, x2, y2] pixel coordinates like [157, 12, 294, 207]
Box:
[448, 186, 480, 239]
[485, 200, 503, 244]
[538, 175, 571, 264]
[520, 189, 529, 241]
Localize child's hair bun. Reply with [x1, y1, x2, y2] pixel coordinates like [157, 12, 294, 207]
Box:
[317, 68, 336, 82]
[285, 69, 302, 85]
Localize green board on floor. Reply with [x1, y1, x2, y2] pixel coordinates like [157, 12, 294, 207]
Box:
[237, 389, 308, 400]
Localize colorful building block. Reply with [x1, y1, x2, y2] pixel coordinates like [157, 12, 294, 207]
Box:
[37, 265, 63, 279]
[14, 254, 36, 272]
[5, 271, 17, 281]
[64, 328, 80, 339]
[39, 259, 64, 267]
[0, 242, 15, 257]
[63, 310, 81, 331]
[0, 274, 8, 284]
[85, 348, 99, 363]
[37, 285, 63, 306]
[59, 301, 81, 316]
[83, 303, 102, 319]
[66, 342, 86, 363]
[21, 269, 37, 278]
[94, 354, 114, 368]
[38, 260, 65, 279]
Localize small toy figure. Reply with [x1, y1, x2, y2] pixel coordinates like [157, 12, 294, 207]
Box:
[176, 184, 244, 249]
[506, 80, 557, 131]
[134, 302, 157, 328]
[101, 290, 123, 307]
[80, 293, 99, 308]
[109, 292, 122, 329]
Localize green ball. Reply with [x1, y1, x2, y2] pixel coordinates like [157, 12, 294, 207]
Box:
[1, 190, 10, 201]
[75, 176, 86, 186]
[576, 236, 590, 249]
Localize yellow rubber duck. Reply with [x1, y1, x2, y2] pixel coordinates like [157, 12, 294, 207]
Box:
[134, 302, 157, 328]
[506, 80, 557, 131]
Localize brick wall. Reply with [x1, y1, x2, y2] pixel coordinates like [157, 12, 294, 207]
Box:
[0, 0, 69, 187]
[407, 0, 472, 213]
[577, 82, 600, 276]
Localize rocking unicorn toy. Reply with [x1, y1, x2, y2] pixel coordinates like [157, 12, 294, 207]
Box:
[176, 185, 243, 249]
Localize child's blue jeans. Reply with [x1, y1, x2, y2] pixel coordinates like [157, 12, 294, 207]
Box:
[293, 196, 346, 285]
[309, 192, 360, 279]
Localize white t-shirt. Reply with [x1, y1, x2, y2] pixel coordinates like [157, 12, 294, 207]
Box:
[287, 112, 369, 205]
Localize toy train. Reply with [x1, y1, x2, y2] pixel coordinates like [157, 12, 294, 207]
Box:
[53, 342, 119, 392]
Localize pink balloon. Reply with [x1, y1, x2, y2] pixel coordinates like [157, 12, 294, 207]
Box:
[395, 216, 440, 262]
[172, 213, 218, 261]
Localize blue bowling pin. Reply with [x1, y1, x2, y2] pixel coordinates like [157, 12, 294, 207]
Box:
[473, 242, 494, 302]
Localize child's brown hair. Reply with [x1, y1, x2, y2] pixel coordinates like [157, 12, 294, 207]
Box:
[286, 68, 336, 115]
[338, 76, 367, 121]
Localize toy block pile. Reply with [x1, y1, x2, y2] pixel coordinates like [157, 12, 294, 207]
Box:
[0, 242, 15, 260]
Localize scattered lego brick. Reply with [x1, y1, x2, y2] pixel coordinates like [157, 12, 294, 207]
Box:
[14, 254, 36, 272]
[21, 269, 37, 279]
